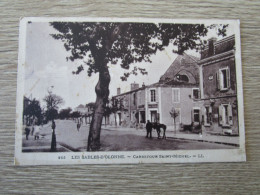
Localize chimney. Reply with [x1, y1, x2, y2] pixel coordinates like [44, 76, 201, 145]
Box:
[208, 37, 217, 56]
[130, 82, 139, 91]
[142, 82, 145, 88]
[117, 88, 121, 95]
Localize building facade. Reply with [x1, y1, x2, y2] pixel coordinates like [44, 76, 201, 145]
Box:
[111, 53, 203, 132]
[199, 35, 239, 135]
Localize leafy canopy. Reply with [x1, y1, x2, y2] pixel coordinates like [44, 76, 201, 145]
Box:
[50, 22, 227, 80]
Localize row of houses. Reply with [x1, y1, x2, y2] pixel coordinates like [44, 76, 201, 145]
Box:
[110, 34, 239, 135]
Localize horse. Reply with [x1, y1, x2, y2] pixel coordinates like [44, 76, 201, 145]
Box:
[153, 122, 167, 139]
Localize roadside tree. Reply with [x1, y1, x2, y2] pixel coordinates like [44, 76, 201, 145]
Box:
[51, 22, 227, 151]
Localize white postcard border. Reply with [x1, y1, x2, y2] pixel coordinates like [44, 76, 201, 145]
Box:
[15, 17, 246, 165]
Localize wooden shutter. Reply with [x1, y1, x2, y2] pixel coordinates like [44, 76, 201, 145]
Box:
[227, 68, 231, 89]
[201, 107, 205, 125]
[218, 105, 223, 125]
[191, 109, 194, 123]
[216, 72, 220, 90]
[155, 89, 158, 103]
[203, 107, 206, 125]
[228, 103, 233, 126]
[209, 106, 212, 124]
[209, 106, 212, 113]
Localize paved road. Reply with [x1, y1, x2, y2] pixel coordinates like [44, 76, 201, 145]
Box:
[22, 120, 236, 152]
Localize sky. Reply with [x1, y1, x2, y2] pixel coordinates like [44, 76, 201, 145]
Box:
[24, 21, 234, 110]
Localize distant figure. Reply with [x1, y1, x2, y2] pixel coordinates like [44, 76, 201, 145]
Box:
[80, 117, 83, 124]
[146, 120, 153, 138]
[25, 125, 30, 140]
[153, 122, 167, 139]
[31, 126, 34, 136]
[34, 125, 40, 140]
[31, 120, 36, 135]
[77, 122, 81, 131]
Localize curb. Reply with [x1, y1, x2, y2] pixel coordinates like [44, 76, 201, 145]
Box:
[58, 142, 80, 152]
[168, 137, 239, 147]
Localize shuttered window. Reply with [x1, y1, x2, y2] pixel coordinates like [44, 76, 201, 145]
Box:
[192, 88, 200, 100]
[219, 103, 233, 126]
[133, 93, 136, 105]
[172, 88, 180, 103]
[137, 91, 141, 105]
[204, 106, 212, 126]
[217, 67, 231, 91]
[150, 89, 156, 102]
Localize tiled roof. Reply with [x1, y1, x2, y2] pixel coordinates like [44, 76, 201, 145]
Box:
[159, 53, 199, 83]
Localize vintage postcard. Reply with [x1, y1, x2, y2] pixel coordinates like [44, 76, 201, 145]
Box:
[15, 17, 246, 165]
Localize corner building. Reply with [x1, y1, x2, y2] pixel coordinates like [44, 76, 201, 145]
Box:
[199, 35, 239, 135]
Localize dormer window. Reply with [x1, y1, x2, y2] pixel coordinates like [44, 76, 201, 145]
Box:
[176, 74, 189, 83]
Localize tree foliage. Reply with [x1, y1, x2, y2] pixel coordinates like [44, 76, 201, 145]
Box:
[70, 111, 81, 119]
[50, 22, 227, 80]
[59, 107, 72, 119]
[23, 96, 42, 125]
[43, 91, 64, 121]
[43, 91, 64, 111]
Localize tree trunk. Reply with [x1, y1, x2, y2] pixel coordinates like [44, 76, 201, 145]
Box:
[87, 67, 110, 151]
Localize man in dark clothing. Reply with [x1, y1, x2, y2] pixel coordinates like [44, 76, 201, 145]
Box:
[25, 125, 30, 140]
[146, 120, 153, 138]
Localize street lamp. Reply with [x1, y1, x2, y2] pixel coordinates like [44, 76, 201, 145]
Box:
[51, 119, 56, 152]
[48, 86, 56, 152]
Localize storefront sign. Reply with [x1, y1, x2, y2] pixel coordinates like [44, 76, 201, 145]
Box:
[138, 105, 145, 109]
[148, 104, 158, 108]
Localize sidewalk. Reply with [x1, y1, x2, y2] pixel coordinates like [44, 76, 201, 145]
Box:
[22, 135, 71, 152]
[102, 125, 240, 147]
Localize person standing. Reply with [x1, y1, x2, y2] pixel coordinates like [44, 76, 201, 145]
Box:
[146, 120, 153, 138]
[25, 125, 30, 140]
[34, 125, 40, 140]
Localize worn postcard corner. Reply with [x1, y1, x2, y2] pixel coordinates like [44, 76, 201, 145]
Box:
[15, 17, 246, 165]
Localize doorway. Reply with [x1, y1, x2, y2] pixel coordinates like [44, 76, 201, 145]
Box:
[150, 111, 157, 122]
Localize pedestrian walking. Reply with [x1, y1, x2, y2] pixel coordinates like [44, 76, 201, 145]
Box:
[25, 125, 30, 140]
[146, 120, 153, 138]
[77, 122, 81, 131]
[34, 125, 40, 140]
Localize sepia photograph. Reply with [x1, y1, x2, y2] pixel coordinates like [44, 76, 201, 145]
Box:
[15, 18, 245, 165]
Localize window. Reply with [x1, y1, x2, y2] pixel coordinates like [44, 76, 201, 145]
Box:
[133, 93, 136, 105]
[219, 104, 233, 126]
[192, 88, 200, 100]
[138, 91, 141, 105]
[172, 88, 180, 103]
[150, 89, 156, 102]
[193, 109, 200, 123]
[176, 74, 189, 82]
[217, 67, 230, 91]
[204, 106, 212, 126]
